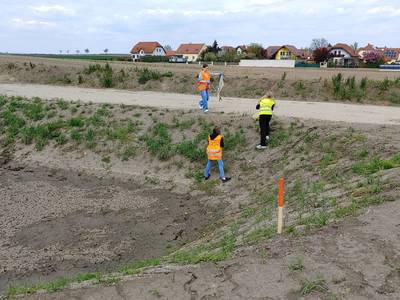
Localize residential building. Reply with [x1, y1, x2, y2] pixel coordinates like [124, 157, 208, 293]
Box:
[358, 43, 377, 60]
[236, 45, 248, 56]
[328, 43, 359, 67]
[176, 43, 207, 62]
[378, 47, 400, 62]
[130, 42, 166, 61]
[219, 46, 235, 55]
[265, 45, 305, 60]
[165, 50, 176, 57]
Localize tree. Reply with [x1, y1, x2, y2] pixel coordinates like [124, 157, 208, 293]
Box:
[104, 48, 109, 54]
[84, 48, 90, 54]
[204, 52, 217, 62]
[66, 50, 70, 54]
[313, 47, 329, 63]
[164, 45, 172, 51]
[351, 42, 359, 52]
[76, 50, 80, 54]
[209, 40, 220, 54]
[364, 50, 384, 64]
[247, 43, 264, 59]
[310, 38, 329, 50]
[59, 50, 62, 54]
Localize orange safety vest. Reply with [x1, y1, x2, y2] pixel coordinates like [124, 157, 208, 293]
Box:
[197, 70, 211, 91]
[207, 135, 223, 160]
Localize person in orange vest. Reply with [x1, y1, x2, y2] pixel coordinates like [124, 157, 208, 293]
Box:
[204, 126, 231, 182]
[197, 63, 222, 113]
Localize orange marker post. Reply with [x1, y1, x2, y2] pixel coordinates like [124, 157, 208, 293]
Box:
[277, 177, 284, 234]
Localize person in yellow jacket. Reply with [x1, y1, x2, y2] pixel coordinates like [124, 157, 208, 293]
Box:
[197, 63, 222, 113]
[256, 94, 275, 150]
[204, 127, 231, 182]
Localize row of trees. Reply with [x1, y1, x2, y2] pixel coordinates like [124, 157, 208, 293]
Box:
[198, 40, 264, 62]
[58, 49, 109, 54]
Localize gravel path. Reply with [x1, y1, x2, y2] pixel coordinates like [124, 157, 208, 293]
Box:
[1, 83, 400, 125]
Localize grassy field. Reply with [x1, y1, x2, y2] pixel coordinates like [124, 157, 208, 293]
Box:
[1, 55, 399, 105]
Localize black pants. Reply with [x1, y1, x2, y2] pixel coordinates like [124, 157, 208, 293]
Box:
[259, 115, 272, 146]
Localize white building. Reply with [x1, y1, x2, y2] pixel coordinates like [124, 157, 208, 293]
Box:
[130, 42, 166, 61]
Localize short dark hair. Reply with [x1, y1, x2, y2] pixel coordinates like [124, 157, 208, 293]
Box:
[212, 126, 221, 135]
[202, 63, 208, 68]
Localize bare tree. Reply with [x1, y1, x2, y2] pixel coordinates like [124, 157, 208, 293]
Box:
[59, 50, 62, 54]
[84, 48, 90, 54]
[310, 38, 329, 50]
[164, 45, 172, 51]
[104, 48, 109, 54]
[76, 50, 80, 54]
[351, 42, 359, 52]
[66, 50, 70, 54]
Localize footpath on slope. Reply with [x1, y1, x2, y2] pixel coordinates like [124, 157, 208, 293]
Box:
[1, 83, 400, 125]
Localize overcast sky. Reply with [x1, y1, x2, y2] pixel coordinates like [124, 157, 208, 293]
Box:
[1, 0, 399, 54]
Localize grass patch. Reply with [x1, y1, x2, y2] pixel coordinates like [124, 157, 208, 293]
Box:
[300, 274, 328, 295]
[288, 257, 304, 272]
[245, 226, 275, 245]
[119, 258, 161, 275]
[352, 153, 400, 175]
[7, 277, 69, 297]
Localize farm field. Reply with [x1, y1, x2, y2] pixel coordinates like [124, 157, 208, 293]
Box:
[0, 93, 399, 299]
[0, 55, 399, 105]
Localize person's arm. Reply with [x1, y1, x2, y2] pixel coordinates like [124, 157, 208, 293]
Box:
[220, 137, 224, 148]
[271, 104, 275, 111]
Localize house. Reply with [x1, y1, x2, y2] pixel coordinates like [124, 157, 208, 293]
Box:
[265, 45, 305, 60]
[328, 43, 359, 67]
[219, 46, 235, 55]
[165, 50, 176, 57]
[378, 47, 400, 62]
[236, 45, 248, 56]
[358, 43, 377, 60]
[130, 42, 166, 61]
[176, 43, 207, 62]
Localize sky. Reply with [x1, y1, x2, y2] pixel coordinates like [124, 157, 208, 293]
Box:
[0, 0, 399, 54]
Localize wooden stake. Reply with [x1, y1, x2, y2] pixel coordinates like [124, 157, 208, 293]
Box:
[277, 177, 284, 234]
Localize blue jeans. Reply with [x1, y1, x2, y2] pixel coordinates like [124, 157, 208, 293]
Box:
[204, 159, 225, 178]
[198, 89, 209, 111]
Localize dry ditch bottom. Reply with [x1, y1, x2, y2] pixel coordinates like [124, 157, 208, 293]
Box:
[0, 161, 224, 294]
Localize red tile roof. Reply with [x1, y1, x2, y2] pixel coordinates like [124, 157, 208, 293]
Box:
[330, 43, 358, 57]
[265, 46, 281, 58]
[165, 50, 176, 57]
[359, 43, 375, 52]
[176, 43, 206, 55]
[130, 42, 163, 54]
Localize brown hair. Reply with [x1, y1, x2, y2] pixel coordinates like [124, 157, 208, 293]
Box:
[212, 126, 221, 135]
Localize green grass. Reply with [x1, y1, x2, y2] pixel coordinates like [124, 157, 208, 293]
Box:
[300, 275, 328, 295]
[76, 272, 101, 283]
[352, 153, 400, 175]
[119, 258, 161, 275]
[244, 226, 275, 244]
[288, 257, 304, 272]
[7, 277, 69, 297]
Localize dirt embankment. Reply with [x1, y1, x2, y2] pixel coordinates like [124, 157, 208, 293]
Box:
[0, 94, 400, 299]
[0, 55, 399, 105]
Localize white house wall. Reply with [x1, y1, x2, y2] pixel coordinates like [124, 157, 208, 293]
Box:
[239, 59, 296, 68]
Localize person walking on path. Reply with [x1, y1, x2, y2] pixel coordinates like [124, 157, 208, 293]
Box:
[204, 127, 231, 182]
[197, 63, 222, 113]
[256, 94, 275, 150]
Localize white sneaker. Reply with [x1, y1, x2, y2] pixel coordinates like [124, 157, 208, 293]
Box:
[203, 109, 209, 113]
[198, 103, 203, 109]
[256, 144, 267, 150]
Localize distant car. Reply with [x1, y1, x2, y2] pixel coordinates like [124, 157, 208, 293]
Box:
[169, 56, 187, 63]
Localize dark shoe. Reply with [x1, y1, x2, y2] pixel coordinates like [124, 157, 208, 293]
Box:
[221, 177, 231, 183]
[205, 174, 210, 180]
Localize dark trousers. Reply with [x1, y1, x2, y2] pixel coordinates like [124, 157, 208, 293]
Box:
[259, 115, 272, 146]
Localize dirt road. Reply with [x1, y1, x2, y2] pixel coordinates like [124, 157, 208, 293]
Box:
[1, 83, 400, 125]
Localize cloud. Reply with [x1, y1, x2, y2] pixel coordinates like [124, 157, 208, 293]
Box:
[367, 6, 400, 16]
[11, 18, 56, 28]
[30, 5, 75, 16]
